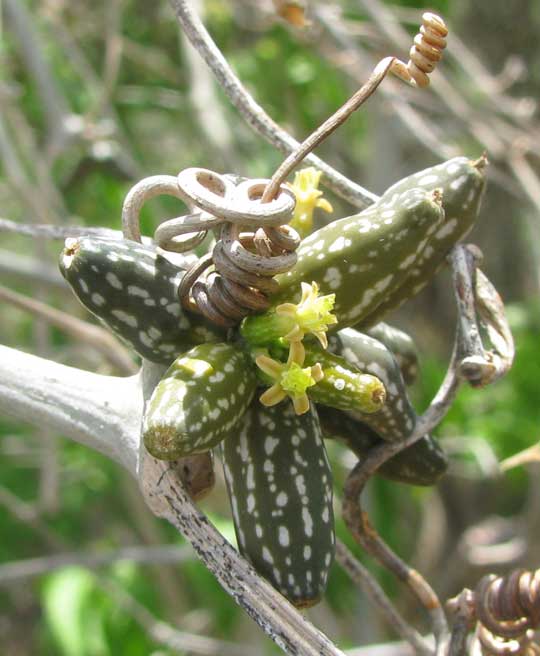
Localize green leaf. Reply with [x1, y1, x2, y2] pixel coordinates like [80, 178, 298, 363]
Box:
[42, 567, 109, 656]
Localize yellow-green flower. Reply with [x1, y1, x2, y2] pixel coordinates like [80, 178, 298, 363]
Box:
[287, 167, 333, 237]
[241, 281, 337, 349]
[276, 281, 337, 348]
[255, 341, 324, 415]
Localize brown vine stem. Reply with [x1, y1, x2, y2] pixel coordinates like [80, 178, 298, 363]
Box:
[446, 589, 476, 656]
[261, 10, 448, 201]
[261, 57, 395, 203]
[341, 243, 497, 656]
[448, 245, 494, 386]
[342, 347, 459, 656]
[341, 244, 514, 655]
[167, 0, 380, 208]
[449, 243, 515, 387]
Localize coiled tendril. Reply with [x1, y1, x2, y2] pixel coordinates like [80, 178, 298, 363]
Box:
[391, 12, 448, 88]
[474, 569, 540, 655]
[121, 12, 448, 328]
[121, 168, 300, 329]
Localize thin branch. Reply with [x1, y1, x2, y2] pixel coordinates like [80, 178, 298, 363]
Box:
[0, 113, 48, 223]
[509, 145, 540, 209]
[0, 485, 65, 550]
[0, 217, 123, 240]
[446, 590, 475, 656]
[335, 540, 432, 655]
[448, 245, 495, 386]
[0, 486, 257, 656]
[167, 0, 379, 208]
[500, 443, 540, 472]
[342, 465, 450, 655]
[0, 284, 137, 374]
[0, 544, 192, 583]
[96, 574, 261, 656]
[86, 0, 125, 123]
[180, 0, 237, 164]
[0, 249, 66, 290]
[3, 0, 70, 142]
[449, 245, 514, 386]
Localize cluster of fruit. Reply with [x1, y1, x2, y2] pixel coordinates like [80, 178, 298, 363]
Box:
[60, 155, 486, 607]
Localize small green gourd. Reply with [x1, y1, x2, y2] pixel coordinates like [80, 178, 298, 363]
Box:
[328, 328, 417, 442]
[358, 156, 487, 328]
[143, 343, 257, 459]
[301, 347, 386, 414]
[221, 401, 335, 608]
[364, 322, 419, 386]
[272, 188, 444, 329]
[59, 237, 224, 363]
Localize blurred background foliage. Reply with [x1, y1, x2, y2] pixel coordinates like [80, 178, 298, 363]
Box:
[1, 0, 539, 654]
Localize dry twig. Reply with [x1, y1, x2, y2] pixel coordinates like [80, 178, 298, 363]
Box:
[167, 0, 379, 208]
[0, 284, 137, 374]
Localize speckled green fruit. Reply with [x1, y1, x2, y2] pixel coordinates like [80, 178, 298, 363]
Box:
[319, 406, 448, 486]
[272, 188, 444, 329]
[358, 156, 487, 328]
[221, 401, 334, 608]
[328, 328, 417, 442]
[271, 157, 485, 333]
[365, 323, 419, 386]
[301, 345, 386, 414]
[143, 343, 257, 459]
[59, 237, 224, 363]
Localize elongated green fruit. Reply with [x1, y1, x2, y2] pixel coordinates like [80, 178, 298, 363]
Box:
[365, 323, 419, 386]
[318, 406, 447, 486]
[328, 328, 416, 442]
[143, 343, 257, 459]
[272, 188, 444, 329]
[358, 156, 487, 327]
[300, 346, 386, 414]
[59, 237, 224, 363]
[221, 401, 334, 608]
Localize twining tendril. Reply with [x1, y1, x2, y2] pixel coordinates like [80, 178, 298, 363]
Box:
[121, 168, 301, 328]
[391, 13, 448, 88]
[121, 12, 448, 329]
[474, 569, 540, 655]
[447, 569, 540, 655]
[260, 12, 448, 203]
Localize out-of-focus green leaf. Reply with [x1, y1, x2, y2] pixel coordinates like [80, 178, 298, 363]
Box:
[42, 568, 109, 656]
